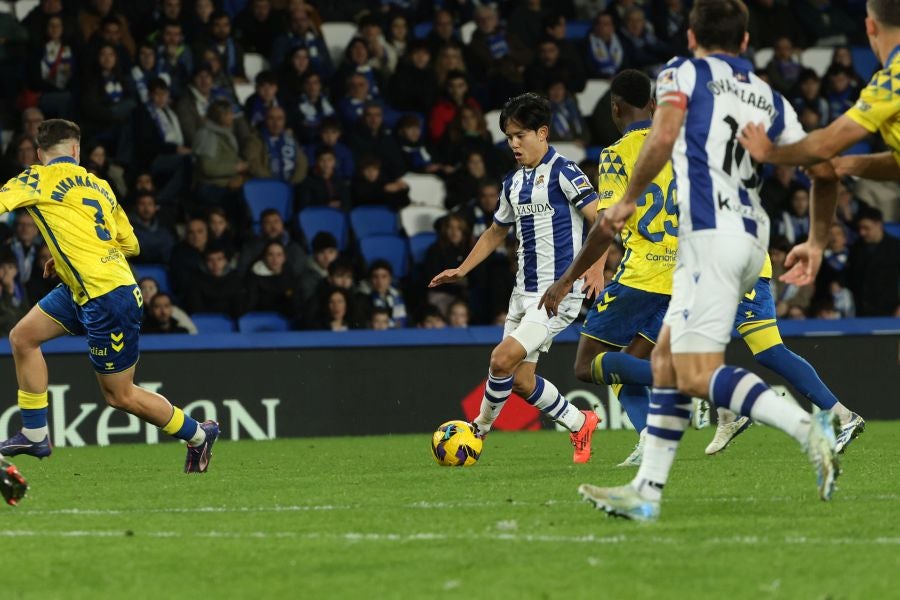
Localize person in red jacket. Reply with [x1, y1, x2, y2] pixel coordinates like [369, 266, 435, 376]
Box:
[428, 70, 481, 142]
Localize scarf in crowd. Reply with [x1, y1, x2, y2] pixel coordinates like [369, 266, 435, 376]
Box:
[10, 239, 36, 284]
[148, 102, 185, 146]
[266, 131, 299, 181]
[401, 143, 431, 170]
[551, 99, 582, 139]
[103, 75, 124, 104]
[486, 30, 510, 59]
[298, 94, 335, 128]
[355, 64, 380, 97]
[132, 66, 168, 103]
[41, 40, 73, 89]
[216, 39, 239, 77]
[248, 96, 279, 129]
[190, 84, 210, 118]
[588, 33, 623, 77]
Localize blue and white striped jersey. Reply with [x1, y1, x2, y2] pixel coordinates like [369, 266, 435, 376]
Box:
[494, 146, 599, 296]
[656, 54, 806, 243]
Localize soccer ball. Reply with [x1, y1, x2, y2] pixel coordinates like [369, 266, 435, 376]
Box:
[431, 420, 483, 467]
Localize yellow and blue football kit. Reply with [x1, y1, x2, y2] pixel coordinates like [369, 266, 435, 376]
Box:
[845, 44, 900, 162]
[582, 120, 675, 347]
[0, 156, 142, 373]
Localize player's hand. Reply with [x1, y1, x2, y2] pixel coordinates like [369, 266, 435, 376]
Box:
[602, 201, 634, 233]
[831, 155, 859, 178]
[429, 268, 465, 288]
[43, 258, 56, 279]
[538, 278, 570, 317]
[737, 122, 772, 162]
[780, 241, 823, 286]
[579, 262, 604, 300]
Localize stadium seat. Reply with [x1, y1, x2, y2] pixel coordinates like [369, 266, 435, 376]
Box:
[222, 0, 248, 17]
[11, 0, 38, 19]
[237, 312, 290, 333]
[460, 21, 477, 45]
[350, 206, 398, 239]
[843, 140, 873, 155]
[243, 53, 268, 82]
[298, 207, 348, 251]
[753, 47, 773, 69]
[576, 79, 611, 116]
[400, 205, 446, 236]
[851, 45, 879, 80]
[408, 231, 437, 266]
[413, 21, 432, 39]
[191, 313, 236, 334]
[134, 264, 172, 295]
[234, 82, 254, 104]
[801, 47, 833, 76]
[360, 235, 409, 278]
[885, 222, 900, 238]
[486, 109, 506, 143]
[321, 22, 358, 65]
[553, 142, 587, 163]
[403, 173, 446, 208]
[244, 179, 293, 231]
[0, 129, 12, 153]
[566, 20, 591, 40]
[586, 146, 602, 162]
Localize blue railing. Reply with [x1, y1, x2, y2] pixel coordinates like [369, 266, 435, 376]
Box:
[0, 318, 896, 356]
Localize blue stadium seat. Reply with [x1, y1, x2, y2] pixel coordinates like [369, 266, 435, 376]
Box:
[237, 312, 291, 333]
[298, 207, 348, 251]
[244, 179, 293, 231]
[842, 140, 873, 155]
[851, 45, 879, 80]
[360, 235, 409, 278]
[134, 264, 172, 295]
[408, 231, 436, 266]
[350, 206, 398, 239]
[566, 20, 591, 40]
[191, 313, 236, 334]
[885, 222, 900, 239]
[413, 22, 433, 39]
[586, 146, 602, 162]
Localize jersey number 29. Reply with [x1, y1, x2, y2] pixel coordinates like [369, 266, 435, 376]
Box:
[637, 179, 678, 242]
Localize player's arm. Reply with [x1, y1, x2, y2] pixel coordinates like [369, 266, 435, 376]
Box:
[779, 161, 838, 286]
[738, 115, 870, 167]
[832, 151, 900, 180]
[112, 202, 140, 257]
[0, 172, 41, 213]
[576, 200, 606, 299]
[428, 221, 509, 288]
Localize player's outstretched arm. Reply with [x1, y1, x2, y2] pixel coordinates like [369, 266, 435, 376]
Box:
[832, 151, 900, 180]
[738, 115, 870, 167]
[781, 161, 838, 286]
[428, 221, 510, 288]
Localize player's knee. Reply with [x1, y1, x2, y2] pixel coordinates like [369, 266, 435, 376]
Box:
[8, 323, 34, 354]
[573, 356, 594, 383]
[489, 348, 517, 377]
[511, 379, 532, 397]
[674, 371, 707, 398]
[650, 345, 672, 381]
[103, 387, 138, 411]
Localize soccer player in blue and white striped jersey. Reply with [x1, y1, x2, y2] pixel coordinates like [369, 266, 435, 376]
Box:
[574, 0, 842, 520]
[430, 93, 604, 463]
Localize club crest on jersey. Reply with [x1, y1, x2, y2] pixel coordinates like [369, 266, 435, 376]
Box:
[535, 174, 545, 189]
[515, 202, 556, 217]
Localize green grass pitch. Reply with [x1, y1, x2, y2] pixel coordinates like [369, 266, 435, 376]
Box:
[4, 422, 899, 599]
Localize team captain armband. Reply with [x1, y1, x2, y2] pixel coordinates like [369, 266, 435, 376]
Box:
[656, 59, 691, 111]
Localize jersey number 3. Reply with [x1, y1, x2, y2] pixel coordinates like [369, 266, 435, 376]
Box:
[82, 198, 112, 241]
[637, 180, 678, 242]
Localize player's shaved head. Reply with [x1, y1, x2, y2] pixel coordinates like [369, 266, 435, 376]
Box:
[689, 0, 748, 54]
[868, 0, 900, 28]
[36, 119, 80, 151]
[611, 69, 652, 110]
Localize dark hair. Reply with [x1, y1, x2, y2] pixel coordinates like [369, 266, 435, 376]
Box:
[610, 69, 652, 109]
[260, 208, 283, 221]
[100, 15, 120, 29]
[368, 259, 393, 277]
[319, 116, 342, 133]
[311, 231, 337, 253]
[499, 92, 551, 133]
[209, 10, 230, 25]
[135, 190, 156, 203]
[445, 69, 467, 84]
[370, 306, 392, 319]
[689, 0, 748, 54]
[315, 146, 336, 160]
[420, 304, 446, 324]
[542, 12, 565, 31]
[797, 68, 820, 85]
[255, 69, 278, 87]
[203, 245, 227, 258]
[769, 235, 792, 253]
[206, 99, 232, 123]
[192, 64, 213, 79]
[36, 119, 80, 150]
[858, 206, 884, 223]
[825, 64, 853, 79]
[150, 291, 172, 306]
[148, 77, 169, 93]
[397, 114, 422, 130]
[868, 0, 900, 28]
[161, 19, 182, 32]
[261, 239, 286, 262]
[327, 258, 354, 277]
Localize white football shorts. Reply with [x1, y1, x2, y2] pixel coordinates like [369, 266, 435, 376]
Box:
[503, 288, 583, 363]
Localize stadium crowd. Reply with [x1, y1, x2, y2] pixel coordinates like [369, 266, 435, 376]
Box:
[0, 0, 897, 336]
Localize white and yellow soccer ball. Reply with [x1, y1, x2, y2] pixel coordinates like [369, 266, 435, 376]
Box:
[431, 420, 483, 467]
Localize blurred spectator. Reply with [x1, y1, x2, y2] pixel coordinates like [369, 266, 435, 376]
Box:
[187, 245, 245, 317]
[786, 305, 807, 320]
[85, 14, 134, 74]
[141, 0, 185, 44]
[765, 36, 801, 96]
[26, 15, 75, 120]
[239, 209, 307, 275]
[583, 13, 625, 79]
[447, 298, 470, 328]
[618, 7, 670, 74]
[22, 0, 76, 48]
[243, 70, 280, 130]
[291, 71, 335, 143]
[17, 108, 44, 141]
[349, 102, 406, 180]
[358, 15, 392, 75]
[809, 297, 840, 320]
[131, 42, 170, 104]
[130, 192, 176, 264]
[193, 99, 249, 210]
[156, 21, 193, 96]
[446, 151, 490, 211]
[175, 65, 214, 146]
[25, 244, 58, 306]
[748, 0, 802, 49]
[138, 276, 197, 333]
[525, 38, 586, 95]
[547, 80, 589, 144]
[0, 252, 27, 336]
[270, 6, 331, 77]
[299, 231, 338, 301]
[0, 13, 28, 117]
[760, 165, 799, 219]
[279, 46, 314, 104]
[847, 208, 900, 316]
[142, 292, 189, 334]
[198, 47, 243, 117]
[184, 0, 215, 43]
[791, 69, 829, 131]
[823, 64, 858, 124]
[304, 259, 360, 327]
[828, 280, 856, 318]
[81, 43, 137, 158]
[6, 211, 41, 288]
[206, 206, 238, 259]
[134, 78, 192, 203]
[369, 305, 392, 330]
[428, 70, 481, 142]
[770, 236, 813, 317]
[776, 185, 810, 245]
[245, 105, 309, 186]
[437, 106, 502, 175]
[126, 170, 156, 206]
[246, 240, 298, 316]
[461, 181, 501, 240]
[313, 287, 358, 331]
[305, 118, 355, 180]
[234, 0, 286, 58]
[82, 142, 127, 199]
[433, 43, 467, 88]
[1, 135, 39, 183]
[651, 0, 688, 56]
[830, 46, 865, 89]
[508, 0, 545, 49]
[337, 72, 374, 127]
[169, 217, 209, 297]
[467, 5, 531, 106]
[383, 14, 410, 75]
[835, 180, 871, 241]
[419, 304, 447, 329]
[351, 157, 410, 211]
[794, 0, 857, 46]
[334, 37, 385, 100]
[390, 41, 439, 116]
[543, 13, 586, 79]
[396, 114, 436, 175]
[199, 12, 246, 83]
[819, 223, 851, 289]
[424, 10, 459, 57]
[424, 213, 472, 312]
[359, 259, 407, 327]
[298, 148, 351, 210]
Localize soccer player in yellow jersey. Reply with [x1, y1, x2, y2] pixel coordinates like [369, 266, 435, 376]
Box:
[739, 0, 900, 278]
[542, 70, 862, 466]
[0, 120, 219, 474]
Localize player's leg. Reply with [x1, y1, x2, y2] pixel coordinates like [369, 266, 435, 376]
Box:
[0, 287, 77, 457]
